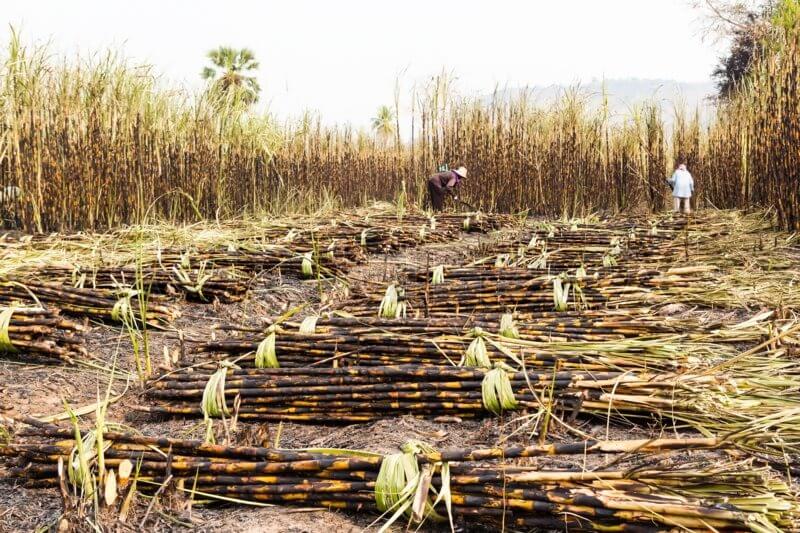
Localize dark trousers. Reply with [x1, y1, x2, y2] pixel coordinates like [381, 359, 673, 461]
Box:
[427, 179, 446, 211]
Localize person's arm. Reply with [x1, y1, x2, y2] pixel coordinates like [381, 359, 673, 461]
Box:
[689, 173, 694, 194]
[445, 172, 458, 188]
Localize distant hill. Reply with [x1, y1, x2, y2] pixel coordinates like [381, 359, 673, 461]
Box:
[489, 78, 717, 124]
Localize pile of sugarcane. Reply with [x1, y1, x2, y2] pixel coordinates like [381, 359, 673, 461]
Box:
[223, 211, 512, 259]
[32, 264, 249, 303]
[650, 211, 800, 308]
[299, 311, 691, 340]
[344, 266, 715, 317]
[384, 212, 513, 236]
[209, 309, 695, 347]
[0, 212, 513, 304]
[288, 310, 775, 343]
[467, 211, 779, 276]
[476, 225, 675, 271]
[0, 210, 517, 324]
[0, 279, 179, 325]
[2, 422, 796, 531]
[191, 313, 747, 373]
[0, 306, 87, 363]
[403, 263, 680, 285]
[148, 245, 352, 278]
[142, 364, 619, 423]
[141, 361, 800, 452]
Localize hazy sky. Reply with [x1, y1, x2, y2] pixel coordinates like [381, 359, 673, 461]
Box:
[3, 1, 725, 125]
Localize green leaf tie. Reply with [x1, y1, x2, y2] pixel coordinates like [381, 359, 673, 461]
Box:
[0, 307, 17, 353]
[482, 366, 520, 415]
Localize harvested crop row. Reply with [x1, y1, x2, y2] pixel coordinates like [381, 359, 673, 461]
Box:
[141, 361, 800, 456]
[3, 423, 796, 531]
[0, 306, 87, 362]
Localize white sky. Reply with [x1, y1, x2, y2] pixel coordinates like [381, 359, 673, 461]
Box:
[2, 0, 725, 126]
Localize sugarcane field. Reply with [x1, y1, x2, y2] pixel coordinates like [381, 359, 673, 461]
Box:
[2, 2, 800, 533]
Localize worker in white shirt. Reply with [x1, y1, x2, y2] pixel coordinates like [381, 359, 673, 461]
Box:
[667, 163, 694, 214]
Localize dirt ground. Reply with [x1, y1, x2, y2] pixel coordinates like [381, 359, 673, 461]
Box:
[0, 229, 757, 532]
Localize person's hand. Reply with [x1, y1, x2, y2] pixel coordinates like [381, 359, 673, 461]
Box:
[453, 196, 459, 201]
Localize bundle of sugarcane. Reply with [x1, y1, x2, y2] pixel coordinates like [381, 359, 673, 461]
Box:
[486, 227, 671, 252]
[471, 234, 675, 271]
[476, 251, 638, 272]
[3, 424, 795, 531]
[276, 310, 691, 341]
[421, 212, 514, 234]
[193, 316, 737, 372]
[299, 309, 729, 340]
[420, 222, 680, 278]
[0, 235, 353, 285]
[522, 216, 685, 240]
[0, 306, 87, 363]
[640, 211, 799, 268]
[207, 216, 450, 261]
[31, 264, 249, 303]
[607, 212, 719, 232]
[149, 244, 352, 278]
[194, 326, 477, 367]
[142, 361, 800, 451]
[0, 279, 179, 325]
[403, 263, 657, 284]
[344, 266, 715, 317]
[143, 364, 619, 423]
[205, 217, 427, 257]
[260, 211, 511, 256]
[494, 309, 792, 344]
[643, 212, 800, 308]
[152, 223, 408, 264]
[347, 310, 777, 343]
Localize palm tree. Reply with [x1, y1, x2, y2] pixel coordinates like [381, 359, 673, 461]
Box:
[201, 47, 261, 105]
[371, 105, 396, 144]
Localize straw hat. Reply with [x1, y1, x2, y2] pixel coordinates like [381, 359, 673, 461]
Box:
[453, 166, 468, 178]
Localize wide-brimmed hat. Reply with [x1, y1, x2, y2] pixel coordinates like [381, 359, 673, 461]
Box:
[453, 166, 468, 178]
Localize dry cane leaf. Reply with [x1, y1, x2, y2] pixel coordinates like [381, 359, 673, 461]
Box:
[411, 464, 433, 522]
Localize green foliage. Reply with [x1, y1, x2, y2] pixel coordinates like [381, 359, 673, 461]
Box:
[772, 0, 800, 29]
[371, 105, 395, 142]
[202, 46, 261, 105]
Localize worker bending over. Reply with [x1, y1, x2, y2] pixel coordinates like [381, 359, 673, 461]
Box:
[427, 166, 467, 211]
